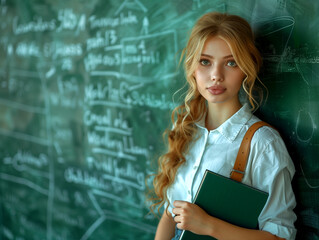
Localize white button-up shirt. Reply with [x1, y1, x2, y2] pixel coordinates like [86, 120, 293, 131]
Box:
[165, 104, 297, 240]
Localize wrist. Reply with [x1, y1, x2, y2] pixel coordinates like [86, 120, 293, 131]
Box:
[204, 215, 218, 237]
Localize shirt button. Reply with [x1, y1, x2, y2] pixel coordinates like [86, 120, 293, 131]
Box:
[188, 190, 191, 195]
[193, 165, 198, 169]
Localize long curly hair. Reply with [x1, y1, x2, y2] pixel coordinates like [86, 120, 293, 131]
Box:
[150, 12, 263, 215]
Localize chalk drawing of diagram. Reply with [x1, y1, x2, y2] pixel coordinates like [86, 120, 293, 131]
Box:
[115, 0, 147, 16]
[255, 15, 319, 187]
[79, 189, 156, 240]
[0, 69, 52, 239]
[294, 64, 319, 189]
[254, 16, 295, 60]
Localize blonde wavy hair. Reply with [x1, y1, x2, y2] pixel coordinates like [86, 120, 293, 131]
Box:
[150, 12, 263, 215]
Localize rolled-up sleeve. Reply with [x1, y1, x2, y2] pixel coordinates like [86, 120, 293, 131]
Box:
[251, 134, 297, 240]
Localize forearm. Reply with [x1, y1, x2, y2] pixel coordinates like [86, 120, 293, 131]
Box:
[173, 201, 286, 240]
[206, 215, 285, 240]
[155, 211, 176, 240]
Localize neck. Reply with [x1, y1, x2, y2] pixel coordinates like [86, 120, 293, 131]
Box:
[205, 100, 242, 131]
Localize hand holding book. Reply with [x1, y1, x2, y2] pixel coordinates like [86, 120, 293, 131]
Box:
[173, 200, 214, 237]
[176, 170, 269, 240]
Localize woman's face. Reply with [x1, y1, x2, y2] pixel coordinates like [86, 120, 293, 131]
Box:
[193, 36, 246, 108]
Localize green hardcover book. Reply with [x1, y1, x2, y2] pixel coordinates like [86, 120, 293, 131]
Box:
[179, 170, 269, 240]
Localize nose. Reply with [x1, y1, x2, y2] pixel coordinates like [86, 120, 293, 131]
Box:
[211, 64, 224, 82]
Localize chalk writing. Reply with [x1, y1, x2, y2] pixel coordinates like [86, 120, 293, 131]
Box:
[84, 109, 131, 132]
[13, 16, 56, 34]
[54, 211, 85, 228]
[1, 3, 177, 238]
[54, 42, 83, 58]
[88, 11, 138, 30]
[86, 31, 118, 50]
[4, 1, 318, 240]
[16, 41, 41, 57]
[3, 150, 48, 170]
[85, 80, 175, 109]
[84, 52, 121, 71]
[87, 131, 150, 159]
[64, 167, 112, 191]
[57, 8, 86, 32]
[86, 156, 145, 189]
[88, 15, 119, 28]
[122, 50, 160, 65]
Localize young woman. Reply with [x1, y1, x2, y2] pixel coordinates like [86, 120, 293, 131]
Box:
[151, 12, 297, 240]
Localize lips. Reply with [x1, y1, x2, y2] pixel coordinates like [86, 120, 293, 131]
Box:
[207, 85, 226, 95]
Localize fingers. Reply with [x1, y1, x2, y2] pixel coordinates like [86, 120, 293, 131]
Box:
[173, 200, 190, 208]
[172, 201, 185, 225]
[173, 214, 181, 223]
[173, 214, 185, 230]
[172, 201, 191, 226]
[173, 210, 192, 231]
[172, 201, 209, 234]
[172, 207, 183, 218]
[172, 201, 189, 216]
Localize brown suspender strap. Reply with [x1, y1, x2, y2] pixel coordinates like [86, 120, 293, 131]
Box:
[230, 121, 273, 182]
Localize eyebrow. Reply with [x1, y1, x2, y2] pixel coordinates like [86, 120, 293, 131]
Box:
[201, 54, 234, 59]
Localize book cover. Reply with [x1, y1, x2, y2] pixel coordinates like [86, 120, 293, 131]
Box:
[179, 170, 269, 240]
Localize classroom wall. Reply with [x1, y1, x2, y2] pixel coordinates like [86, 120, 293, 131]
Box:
[0, 0, 318, 239]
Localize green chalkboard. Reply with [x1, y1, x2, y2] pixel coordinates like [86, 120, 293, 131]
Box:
[0, 0, 318, 239]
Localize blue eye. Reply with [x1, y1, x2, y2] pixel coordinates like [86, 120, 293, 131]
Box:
[200, 59, 210, 66]
[227, 60, 237, 67]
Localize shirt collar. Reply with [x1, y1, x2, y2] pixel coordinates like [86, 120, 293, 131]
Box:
[195, 104, 253, 142]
